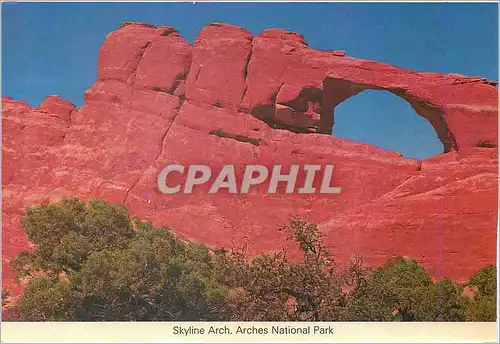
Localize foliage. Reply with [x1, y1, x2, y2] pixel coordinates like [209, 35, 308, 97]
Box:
[13, 198, 134, 277]
[11, 198, 228, 321]
[341, 257, 469, 321]
[465, 265, 497, 321]
[7, 198, 497, 322]
[214, 217, 344, 321]
[2, 287, 11, 309]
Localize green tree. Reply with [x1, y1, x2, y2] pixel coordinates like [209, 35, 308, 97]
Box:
[465, 265, 497, 321]
[7, 198, 497, 322]
[433, 278, 468, 321]
[13, 198, 134, 277]
[214, 217, 345, 321]
[11, 198, 229, 321]
[342, 257, 468, 321]
[16, 277, 76, 321]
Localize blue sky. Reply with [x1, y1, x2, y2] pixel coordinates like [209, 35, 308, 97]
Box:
[2, 2, 498, 159]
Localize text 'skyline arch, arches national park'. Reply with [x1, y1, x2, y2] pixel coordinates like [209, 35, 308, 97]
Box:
[2, 21, 498, 295]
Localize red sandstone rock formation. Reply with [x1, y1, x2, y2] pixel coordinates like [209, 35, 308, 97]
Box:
[2, 22, 498, 295]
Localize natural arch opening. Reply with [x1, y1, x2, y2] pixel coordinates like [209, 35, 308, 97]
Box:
[332, 90, 444, 160]
[249, 77, 457, 158]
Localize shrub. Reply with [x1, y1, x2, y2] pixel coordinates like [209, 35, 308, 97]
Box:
[7, 198, 497, 322]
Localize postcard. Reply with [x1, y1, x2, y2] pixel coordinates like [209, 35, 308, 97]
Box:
[1, 1, 498, 343]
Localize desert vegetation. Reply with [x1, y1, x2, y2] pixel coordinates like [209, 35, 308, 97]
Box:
[3, 198, 496, 321]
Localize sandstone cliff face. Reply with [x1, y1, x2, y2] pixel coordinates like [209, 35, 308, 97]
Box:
[2, 22, 498, 294]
